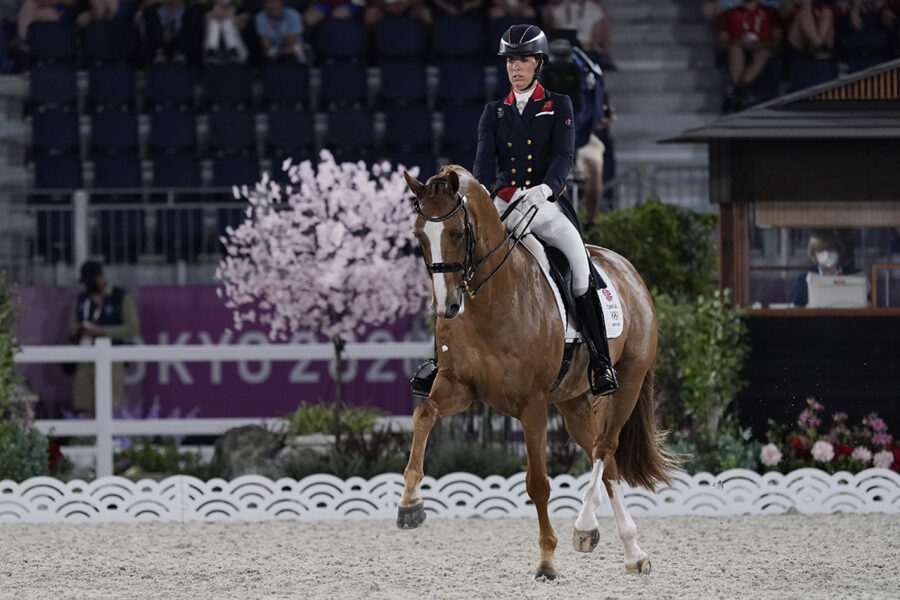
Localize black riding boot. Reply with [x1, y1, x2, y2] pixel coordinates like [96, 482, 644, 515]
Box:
[574, 285, 619, 396]
[410, 358, 438, 397]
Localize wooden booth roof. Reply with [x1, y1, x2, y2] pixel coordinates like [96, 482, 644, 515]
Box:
[665, 59, 900, 142]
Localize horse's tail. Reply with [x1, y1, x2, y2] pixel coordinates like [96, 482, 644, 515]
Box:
[614, 366, 679, 491]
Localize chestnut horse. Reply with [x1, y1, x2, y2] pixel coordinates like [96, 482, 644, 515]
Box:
[398, 165, 676, 580]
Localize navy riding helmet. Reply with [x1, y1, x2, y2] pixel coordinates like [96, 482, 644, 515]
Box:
[497, 24, 550, 68]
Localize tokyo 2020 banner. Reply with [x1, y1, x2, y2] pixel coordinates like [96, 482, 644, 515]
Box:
[16, 286, 430, 419]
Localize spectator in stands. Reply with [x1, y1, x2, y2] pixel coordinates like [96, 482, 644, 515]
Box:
[543, 0, 613, 69]
[204, 0, 249, 63]
[17, 0, 76, 42]
[835, 0, 894, 62]
[721, 0, 775, 110]
[541, 37, 607, 220]
[139, 0, 205, 66]
[431, 0, 484, 19]
[86, 0, 138, 24]
[783, 0, 835, 59]
[488, 0, 536, 20]
[365, 1, 433, 26]
[256, 0, 306, 62]
[303, 0, 362, 28]
[66, 261, 140, 417]
[789, 230, 861, 306]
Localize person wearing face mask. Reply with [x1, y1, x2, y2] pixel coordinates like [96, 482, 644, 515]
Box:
[66, 261, 140, 417]
[789, 230, 860, 307]
[472, 24, 618, 397]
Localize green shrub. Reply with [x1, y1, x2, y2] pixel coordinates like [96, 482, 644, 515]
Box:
[583, 200, 717, 300]
[667, 421, 761, 474]
[0, 421, 50, 481]
[286, 402, 381, 437]
[283, 428, 410, 480]
[0, 271, 21, 416]
[655, 289, 750, 445]
[426, 442, 525, 478]
[115, 437, 213, 479]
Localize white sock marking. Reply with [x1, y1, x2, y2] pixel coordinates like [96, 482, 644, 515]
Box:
[575, 459, 604, 531]
[609, 480, 646, 566]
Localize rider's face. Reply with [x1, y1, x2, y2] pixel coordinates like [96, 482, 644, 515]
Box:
[506, 56, 538, 92]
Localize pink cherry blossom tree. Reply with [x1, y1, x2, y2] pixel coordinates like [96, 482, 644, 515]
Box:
[215, 151, 431, 403]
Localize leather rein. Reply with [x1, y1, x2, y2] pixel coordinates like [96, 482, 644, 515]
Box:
[412, 191, 537, 298]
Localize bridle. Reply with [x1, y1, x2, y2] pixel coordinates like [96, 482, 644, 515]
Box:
[412, 186, 537, 298]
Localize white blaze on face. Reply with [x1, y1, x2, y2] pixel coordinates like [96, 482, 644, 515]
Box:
[424, 221, 448, 311]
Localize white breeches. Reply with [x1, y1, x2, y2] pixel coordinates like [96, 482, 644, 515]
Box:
[495, 195, 591, 296]
[205, 19, 248, 62]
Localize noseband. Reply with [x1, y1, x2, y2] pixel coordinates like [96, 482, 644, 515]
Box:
[412, 186, 537, 298]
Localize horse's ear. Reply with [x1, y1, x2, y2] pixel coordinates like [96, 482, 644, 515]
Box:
[447, 170, 459, 195]
[404, 170, 425, 198]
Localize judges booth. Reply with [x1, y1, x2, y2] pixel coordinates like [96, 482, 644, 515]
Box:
[668, 60, 900, 432]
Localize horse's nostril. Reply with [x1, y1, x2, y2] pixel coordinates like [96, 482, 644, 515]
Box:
[446, 303, 460, 319]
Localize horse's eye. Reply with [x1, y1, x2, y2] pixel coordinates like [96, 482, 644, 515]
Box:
[453, 230, 466, 241]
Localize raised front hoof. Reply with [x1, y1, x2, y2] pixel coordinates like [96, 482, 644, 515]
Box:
[573, 527, 601, 553]
[533, 568, 559, 582]
[396, 502, 426, 529]
[625, 556, 651, 575]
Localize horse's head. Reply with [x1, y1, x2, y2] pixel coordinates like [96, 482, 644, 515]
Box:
[404, 167, 480, 319]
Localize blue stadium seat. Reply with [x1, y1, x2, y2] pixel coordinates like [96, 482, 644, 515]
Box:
[88, 64, 136, 111]
[145, 63, 195, 110]
[384, 105, 432, 152]
[92, 155, 144, 263]
[788, 57, 839, 92]
[34, 155, 82, 262]
[28, 22, 75, 64]
[317, 18, 365, 60]
[320, 61, 367, 108]
[32, 110, 80, 156]
[84, 20, 132, 64]
[213, 155, 261, 240]
[30, 65, 77, 109]
[846, 57, 888, 73]
[380, 59, 427, 106]
[149, 110, 197, 155]
[437, 59, 486, 105]
[326, 108, 373, 156]
[386, 151, 436, 179]
[208, 109, 256, 156]
[434, 18, 483, 57]
[266, 109, 315, 157]
[261, 62, 309, 108]
[442, 104, 483, 151]
[152, 155, 204, 262]
[34, 154, 82, 189]
[91, 111, 138, 155]
[205, 64, 252, 108]
[376, 16, 426, 58]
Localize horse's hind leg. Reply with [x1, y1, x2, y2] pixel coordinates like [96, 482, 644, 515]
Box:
[604, 478, 650, 574]
[556, 395, 602, 553]
[520, 404, 559, 580]
[397, 373, 471, 529]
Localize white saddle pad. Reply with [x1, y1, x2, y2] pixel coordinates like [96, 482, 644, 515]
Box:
[518, 235, 624, 341]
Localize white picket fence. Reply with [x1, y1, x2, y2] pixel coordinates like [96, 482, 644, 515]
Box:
[16, 339, 432, 477]
[1, 468, 898, 524]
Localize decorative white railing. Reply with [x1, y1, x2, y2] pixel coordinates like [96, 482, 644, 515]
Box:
[16, 339, 431, 477]
[1, 469, 897, 524]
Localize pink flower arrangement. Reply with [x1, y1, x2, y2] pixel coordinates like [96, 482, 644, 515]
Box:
[759, 443, 782, 467]
[763, 398, 897, 475]
[811, 440, 834, 463]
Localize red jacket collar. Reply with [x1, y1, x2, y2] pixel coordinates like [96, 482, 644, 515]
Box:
[503, 82, 546, 105]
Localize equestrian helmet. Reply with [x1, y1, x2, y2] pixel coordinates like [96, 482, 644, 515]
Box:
[497, 24, 550, 66]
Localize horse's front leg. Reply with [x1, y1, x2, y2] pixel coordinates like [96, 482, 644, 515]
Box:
[397, 373, 471, 529]
[520, 404, 559, 580]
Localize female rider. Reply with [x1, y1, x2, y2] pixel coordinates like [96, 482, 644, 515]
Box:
[472, 24, 617, 396]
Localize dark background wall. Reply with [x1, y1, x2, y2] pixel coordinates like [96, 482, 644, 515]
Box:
[736, 315, 900, 435]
